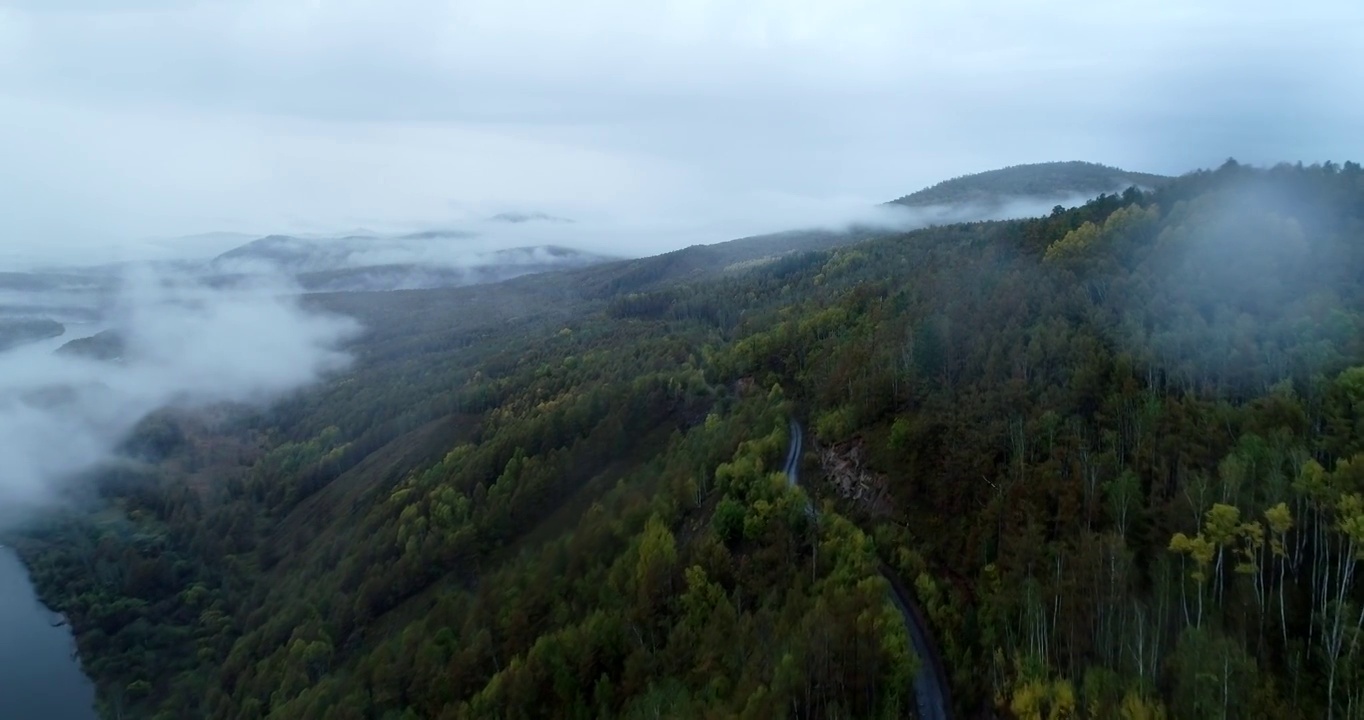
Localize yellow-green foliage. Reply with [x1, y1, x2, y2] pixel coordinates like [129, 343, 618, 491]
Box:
[1044, 203, 1158, 263]
[1044, 221, 1102, 263]
[1007, 673, 1078, 720]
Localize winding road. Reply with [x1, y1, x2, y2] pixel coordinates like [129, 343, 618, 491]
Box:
[783, 419, 804, 487]
[785, 419, 953, 720]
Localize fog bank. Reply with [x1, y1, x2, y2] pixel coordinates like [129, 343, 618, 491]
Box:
[0, 267, 357, 524]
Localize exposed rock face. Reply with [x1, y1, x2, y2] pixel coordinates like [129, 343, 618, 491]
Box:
[817, 440, 894, 516]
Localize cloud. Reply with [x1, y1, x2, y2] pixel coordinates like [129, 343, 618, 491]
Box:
[0, 96, 668, 264]
[1124, 170, 1357, 392]
[0, 266, 357, 522]
[205, 187, 1110, 272]
[0, 1, 1361, 254]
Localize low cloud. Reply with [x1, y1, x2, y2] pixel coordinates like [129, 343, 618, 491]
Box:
[7, 189, 1106, 280]
[1131, 171, 1353, 393]
[248, 191, 1106, 264]
[0, 266, 357, 525]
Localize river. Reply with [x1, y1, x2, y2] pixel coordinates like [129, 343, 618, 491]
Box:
[0, 547, 98, 720]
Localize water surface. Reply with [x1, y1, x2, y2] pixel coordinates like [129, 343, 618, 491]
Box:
[0, 547, 97, 720]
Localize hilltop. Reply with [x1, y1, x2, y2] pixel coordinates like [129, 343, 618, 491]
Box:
[889, 160, 1171, 208]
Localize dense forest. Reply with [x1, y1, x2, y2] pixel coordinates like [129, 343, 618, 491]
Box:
[9, 159, 1364, 719]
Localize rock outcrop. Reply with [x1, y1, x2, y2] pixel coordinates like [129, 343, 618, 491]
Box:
[817, 440, 894, 516]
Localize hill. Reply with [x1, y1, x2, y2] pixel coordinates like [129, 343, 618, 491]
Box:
[55, 330, 125, 362]
[0, 318, 64, 351]
[210, 233, 472, 275]
[889, 160, 1171, 209]
[13, 160, 1364, 720]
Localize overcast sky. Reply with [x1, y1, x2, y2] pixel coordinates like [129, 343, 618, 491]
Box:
[1, 0, 1361, 262]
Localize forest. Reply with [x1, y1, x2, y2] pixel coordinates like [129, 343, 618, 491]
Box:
[8, 159, 1364, 719]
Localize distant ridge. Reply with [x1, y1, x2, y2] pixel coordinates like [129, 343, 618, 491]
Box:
[489, 211, 573, 224]
[889, 161, 1171, 207]
[0, 318, 64, 351]
[565, 161, 1177, 300]
[56, 329, 124, 361]
[293, 245, 618, 292]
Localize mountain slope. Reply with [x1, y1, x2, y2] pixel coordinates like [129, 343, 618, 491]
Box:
[13, 160, 1364, 720]
[55, 330, 125, 361]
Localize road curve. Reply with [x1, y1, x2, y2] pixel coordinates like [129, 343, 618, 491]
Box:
[784, 419, 803, 484]
[881, 564, 954, 720]
[785, 419, 953, 720]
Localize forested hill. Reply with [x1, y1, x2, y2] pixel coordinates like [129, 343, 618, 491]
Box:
[11, 159, 1364, 720]
[889, 160, 1171, 208]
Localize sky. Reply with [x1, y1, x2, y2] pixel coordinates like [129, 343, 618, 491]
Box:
[1, 0, 1362, 262]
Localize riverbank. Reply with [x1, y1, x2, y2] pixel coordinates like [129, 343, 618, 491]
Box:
[0, 547, 98, 719]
